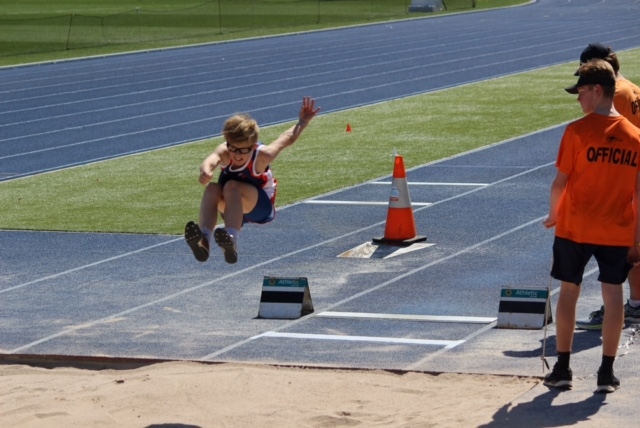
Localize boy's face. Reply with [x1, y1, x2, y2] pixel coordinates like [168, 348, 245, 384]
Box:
[577, 85, 598, 114]
[226, 140, 256, 166]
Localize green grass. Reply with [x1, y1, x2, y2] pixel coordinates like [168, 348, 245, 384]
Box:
[5, 49, 640, 235]
[0, 0, 527, 67]
[2, 0, 633, 236]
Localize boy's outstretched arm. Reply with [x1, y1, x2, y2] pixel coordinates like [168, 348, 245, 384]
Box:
[198, 143, 227, 185]
[260, 97, 320, 164]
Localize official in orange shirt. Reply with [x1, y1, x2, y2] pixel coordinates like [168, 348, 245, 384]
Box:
[572, 44, 640, 330]
[543, 59, 640, 393]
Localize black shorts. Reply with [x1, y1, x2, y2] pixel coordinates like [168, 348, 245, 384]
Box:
[551, 236, 631, 285]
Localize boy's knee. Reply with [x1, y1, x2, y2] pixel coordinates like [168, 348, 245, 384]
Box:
[204, 182, 222, 195]
[222, 180, 242, 194]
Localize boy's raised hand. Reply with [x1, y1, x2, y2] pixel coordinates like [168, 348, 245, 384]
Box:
[299, 96, 320, 124]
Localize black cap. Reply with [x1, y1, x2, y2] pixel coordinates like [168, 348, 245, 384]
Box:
[580, 43, 611, 63]
[565, 72, 615, 94]
[574, 43, 612, 76]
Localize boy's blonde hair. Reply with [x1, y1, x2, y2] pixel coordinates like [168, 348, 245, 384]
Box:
[222, 114, 259, 144]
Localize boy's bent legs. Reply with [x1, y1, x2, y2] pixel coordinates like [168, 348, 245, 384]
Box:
[213, 181, 258, 264]
[556, 281, 580, 353]
[185, 183, 222, 263]
[221, 180, 258, 230]
[601, 282, 624, 357]
[199, 183, 223, 231]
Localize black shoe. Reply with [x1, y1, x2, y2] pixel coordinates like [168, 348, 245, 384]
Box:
[596, 370, 620, 393]
[214, 227, 237, 264]
[543, 364, 572, 390]
[185, 221, 209, 262]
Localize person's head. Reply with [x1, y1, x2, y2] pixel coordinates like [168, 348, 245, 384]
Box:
[574, 43, 620, 76]
[222, 113, 259, 164]
[565, 59, 616, 114]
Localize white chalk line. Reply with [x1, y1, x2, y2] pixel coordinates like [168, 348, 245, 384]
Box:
[8, 160, 556, 356]
[201, 215, 547, 361]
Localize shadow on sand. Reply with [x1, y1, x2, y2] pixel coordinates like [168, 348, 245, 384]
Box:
[479, 388, 607, 427]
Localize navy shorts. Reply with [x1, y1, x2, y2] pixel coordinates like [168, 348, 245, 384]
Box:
[218, 179, 275, 225]
[551, 236, 631, 285]
[243, 186, 275, 224]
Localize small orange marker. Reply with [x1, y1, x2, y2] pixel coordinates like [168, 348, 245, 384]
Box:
[346, 124, 352, 133]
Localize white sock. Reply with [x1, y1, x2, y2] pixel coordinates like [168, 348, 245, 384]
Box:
[201, 227, 212, 244]
[628, 299, 640, 308]
[226, 227, 239, 244]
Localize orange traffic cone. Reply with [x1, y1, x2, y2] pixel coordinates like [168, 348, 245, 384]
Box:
[346, 123, 352, 133]
[372, 155, 427, 246]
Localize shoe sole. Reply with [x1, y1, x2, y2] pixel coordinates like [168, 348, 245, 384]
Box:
[596, 384, 619, 393]
[214, 228, 237, 264]
[576, 321, 639, 330]
[575, 323, 602, 331]
[185, 221, 209, 262]
[543, 380, 572, 390]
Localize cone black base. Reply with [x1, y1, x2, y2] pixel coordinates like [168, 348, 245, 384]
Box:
[372, 235, 427, 247]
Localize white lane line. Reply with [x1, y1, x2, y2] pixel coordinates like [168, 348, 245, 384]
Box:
[0, 237, 182, 295]
[302, 161, 554, 212]
[402, 265, 602, 371]
[371, 182, 489, 186]
[0, 119, 214, 159]
[8, 161, 555, 354]
[7, 222, 388, 354]
[317, 311, 497, 324]
[303, 200, 432, 206]
[253, 332, 464, 349]
[199, 160, 557, 360]
[201, 215, 547, 361]
[405, 321, 499, 372]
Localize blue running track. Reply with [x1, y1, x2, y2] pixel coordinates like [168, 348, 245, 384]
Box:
[2, 1, 640, 423]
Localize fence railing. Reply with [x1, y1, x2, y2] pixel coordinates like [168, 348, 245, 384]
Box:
[0, 0, 477, 58]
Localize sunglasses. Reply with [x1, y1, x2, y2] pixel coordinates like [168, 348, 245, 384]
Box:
[226, 142, 254, 154]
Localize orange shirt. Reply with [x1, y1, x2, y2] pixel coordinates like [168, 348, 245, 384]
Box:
[555, 114, 640, 246]
[615, 78, 640, 128]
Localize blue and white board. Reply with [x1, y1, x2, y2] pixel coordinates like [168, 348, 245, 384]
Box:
[258, 277, 314, 319]
[497, 286, 552, 329]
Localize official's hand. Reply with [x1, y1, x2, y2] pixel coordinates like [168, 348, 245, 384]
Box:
[542, 216, 556, 228]
[628, 246, 640, 266]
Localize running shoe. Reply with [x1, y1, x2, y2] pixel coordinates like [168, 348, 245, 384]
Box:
[575, 306, 604, 330]
[543, 364, 572, 390]
[624, 301, 640, 323]
[214, 227, 238, 264]
[596, 370, 620, 393]
[184, 221, 209, 262]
